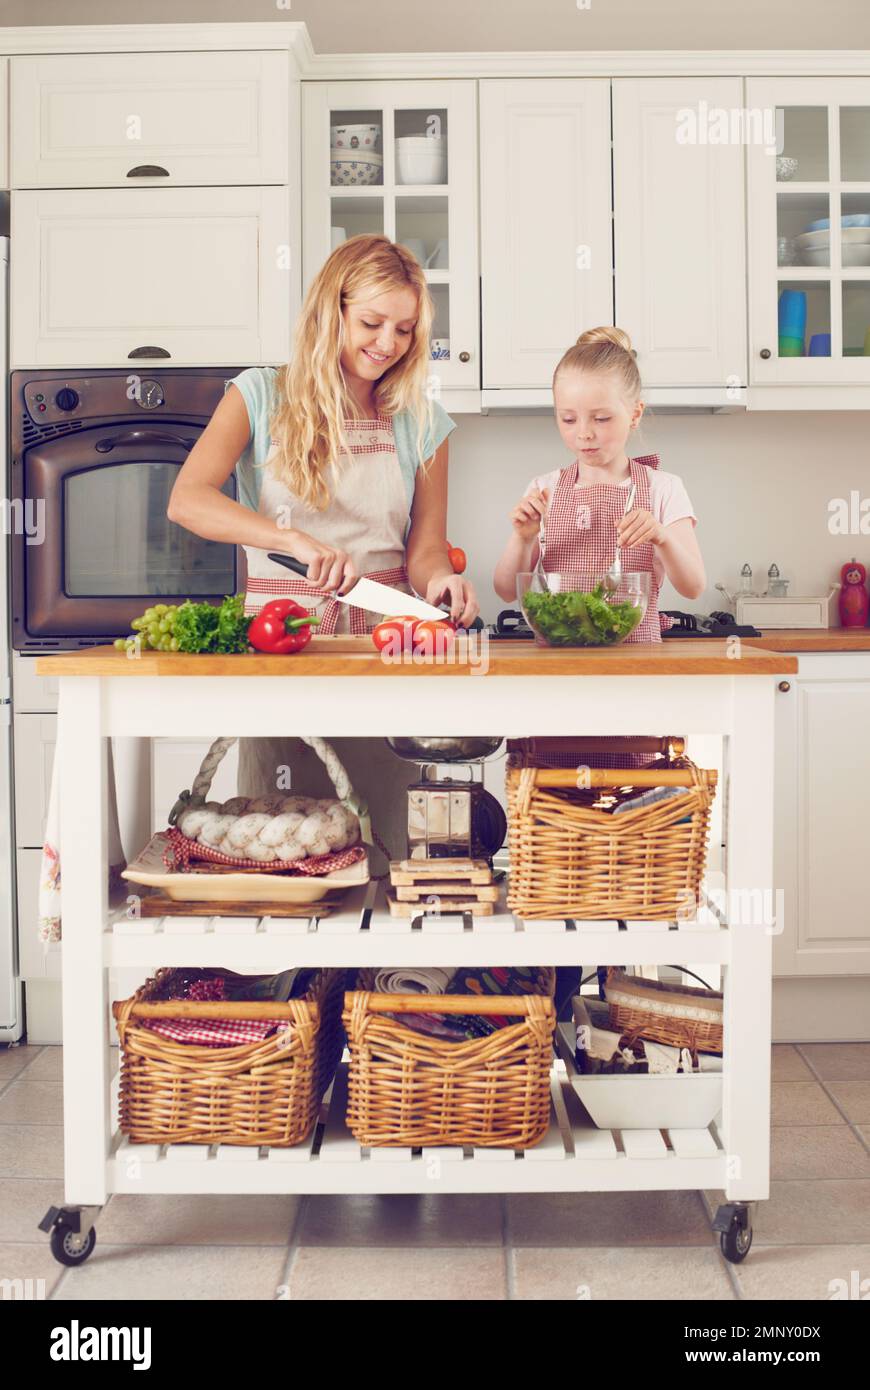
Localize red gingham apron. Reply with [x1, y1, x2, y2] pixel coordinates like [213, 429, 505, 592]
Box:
[534, 452, 671, 770]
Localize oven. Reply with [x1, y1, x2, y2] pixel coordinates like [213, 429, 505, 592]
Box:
[11, 368, 244, 651]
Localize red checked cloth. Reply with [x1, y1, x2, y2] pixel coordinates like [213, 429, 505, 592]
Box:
[245, 563, 412, 636]
[138, 1016, 291, 1047]
[162, 827, 367, 875]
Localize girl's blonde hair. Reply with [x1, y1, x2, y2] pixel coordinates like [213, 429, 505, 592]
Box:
[268, 234, 435, 509]
[553, 326, 642, 401]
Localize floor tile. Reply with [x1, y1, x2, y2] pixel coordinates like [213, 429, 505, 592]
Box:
[513, 1246, 735, 1300]
[770, 1082, 843, 1126]
[771, 1125, 870, 1180]
[0, 1080, 63, 1126]
[828, 1082, 870, 1125]
[771, 1045, 813, 1082]
[286, 1246, 506, 1300]
[25, 1048, 63, 1081]
[0, 1241, 65, 1299]
[705, 1181, 870, 1245]
[800, 1044, 870, 1083]
[298, 1193, 503, 1247]
[53, 1243, 289, 1300]
[733, 1243, 870, 1300]
[99, 1193, 301, 1246]
[0, 1178, 66, 1242]
[0, 1047, 41, 1088]
[0, 1126, 65, 1180]
[506, 1191, 712, 1247]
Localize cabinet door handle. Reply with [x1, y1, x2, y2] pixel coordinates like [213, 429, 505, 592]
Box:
[778, 680, 791, 692]
[126, 165, 170, 178]
[760, 348, 772, 359]
[128, 346, 172, 359]
[458, 351, 471, 363]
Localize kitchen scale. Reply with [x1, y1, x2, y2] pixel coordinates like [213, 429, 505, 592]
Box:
[384, 737, 508, 860]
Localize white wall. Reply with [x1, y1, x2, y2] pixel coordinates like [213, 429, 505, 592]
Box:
[447, 409, 870, 621]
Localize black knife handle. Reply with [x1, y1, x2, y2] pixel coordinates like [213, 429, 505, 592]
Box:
[267, 552, 309, 578]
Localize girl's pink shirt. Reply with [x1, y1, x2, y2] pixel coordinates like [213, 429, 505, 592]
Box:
[523, 464, 696, 585]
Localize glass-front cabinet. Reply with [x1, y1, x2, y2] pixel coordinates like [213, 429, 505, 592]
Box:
[302, 81, 479, 393]
[748, 78, 870, 384]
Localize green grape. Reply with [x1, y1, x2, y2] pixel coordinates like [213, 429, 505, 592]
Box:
[158, 618, 171, 633]
[130, 618, 143, 630]
[154, 604, 168, 616]
[113, 638, 126, 650]
[148, 625, 161, 645]
[169, 637, 179, 651]
[142, 608, 156, 622]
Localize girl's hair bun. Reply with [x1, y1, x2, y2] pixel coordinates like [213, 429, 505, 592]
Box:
[575, 325, 634, 355]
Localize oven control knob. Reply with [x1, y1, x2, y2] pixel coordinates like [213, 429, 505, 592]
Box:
[54, 388, 80, 412]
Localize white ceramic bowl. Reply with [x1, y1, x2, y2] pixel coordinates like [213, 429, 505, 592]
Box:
[330, 124, 381, 151]
[397, 147, 447, 185]
[396, 134, 445, 147]
[803, 244, 870, 267]
[330, 149, 383, 187]
[796, 227, 870, 250]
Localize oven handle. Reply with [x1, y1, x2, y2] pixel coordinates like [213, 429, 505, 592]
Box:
[94, 430, 198, 454]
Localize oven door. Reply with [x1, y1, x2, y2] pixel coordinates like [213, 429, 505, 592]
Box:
[19, 424, 237, 646]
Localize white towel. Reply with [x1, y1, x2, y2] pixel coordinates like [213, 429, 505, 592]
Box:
[373, 967, 453, 995]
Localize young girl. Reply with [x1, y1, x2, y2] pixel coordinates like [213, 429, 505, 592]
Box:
[168, 235, 478, 857]
[494, 325, 705, 627]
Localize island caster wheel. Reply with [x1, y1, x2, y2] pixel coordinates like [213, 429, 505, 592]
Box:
[50, 1223, 96, 1267]
[713, 1201, 753, 1264]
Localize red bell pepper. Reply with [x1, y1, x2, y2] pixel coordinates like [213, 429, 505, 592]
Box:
[248, 599, 320, 654]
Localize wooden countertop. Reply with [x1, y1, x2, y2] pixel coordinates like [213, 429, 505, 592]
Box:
[35, 635, 798, 677]
[744, 628, 870, 651]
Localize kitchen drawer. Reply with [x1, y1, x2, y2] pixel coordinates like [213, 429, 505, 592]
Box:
[13, 713, 56, 847]
[16, 847, 61, 982]
[12, 186, 294, 368]
[12, 652, 59, 712]
[11, 51, 289, 188]
[151, 738, 239, 832]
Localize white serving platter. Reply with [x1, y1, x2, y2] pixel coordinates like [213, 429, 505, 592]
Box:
[122, 831, 370, 903]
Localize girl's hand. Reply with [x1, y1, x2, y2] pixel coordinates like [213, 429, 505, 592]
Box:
[425, 573, 479, 628]
[281, 531, 358, 594]
[510, 487, 549, 542]
[617, 507, 664, 548]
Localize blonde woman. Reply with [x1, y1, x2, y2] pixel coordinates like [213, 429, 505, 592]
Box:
[169, 235, 478, 856]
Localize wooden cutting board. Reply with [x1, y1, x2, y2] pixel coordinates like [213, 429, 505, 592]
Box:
[138, 890, 345, 918]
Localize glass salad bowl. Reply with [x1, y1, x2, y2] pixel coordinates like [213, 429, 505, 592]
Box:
[517, 571, 650, 647]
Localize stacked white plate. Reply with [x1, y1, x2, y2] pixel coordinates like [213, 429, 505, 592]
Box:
[795, 225, 870, 267]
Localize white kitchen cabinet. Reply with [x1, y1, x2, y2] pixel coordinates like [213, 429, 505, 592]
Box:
[0, 60, 8, 189]
[12, 186, 293, 367]
[612, 79, 747, 390]
[773, 654, 870, 977]
[303, 80, 479, 392]
[480, 80, 613, 389]
[10, 51, 289, 188]
[13, 714, 56, 847]
[12, 652, 59, 713]
[747, 78, 870, 389]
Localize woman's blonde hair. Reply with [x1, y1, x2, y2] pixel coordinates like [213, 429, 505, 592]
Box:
[553, 326, 642, 401]
[268, 234, 435, 509]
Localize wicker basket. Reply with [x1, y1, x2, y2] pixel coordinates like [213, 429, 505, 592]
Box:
[112, 968, 345, 1146]
[605, 968, 723, 1054]
[506, 737, 717, 920]
[342, 968, 556, 1148]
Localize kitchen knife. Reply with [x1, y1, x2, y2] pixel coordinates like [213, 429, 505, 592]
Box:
[266, 553, 447, 622]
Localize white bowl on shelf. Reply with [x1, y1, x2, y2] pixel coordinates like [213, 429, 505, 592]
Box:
[330, 123, 381, 152]
[397, 146, 447, 185]
[330, 149, 383, 187]
[801, 244, 870, 267]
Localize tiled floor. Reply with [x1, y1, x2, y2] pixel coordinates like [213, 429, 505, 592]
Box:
[1, 1041, 868, 1300]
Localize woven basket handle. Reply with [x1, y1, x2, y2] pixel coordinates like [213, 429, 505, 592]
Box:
[358, 993, 551, 1016]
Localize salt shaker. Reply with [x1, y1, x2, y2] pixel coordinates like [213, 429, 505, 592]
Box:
[739, 563, 754, 595]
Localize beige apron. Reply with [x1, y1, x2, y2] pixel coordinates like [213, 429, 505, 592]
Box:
[237, 416, 422, 862]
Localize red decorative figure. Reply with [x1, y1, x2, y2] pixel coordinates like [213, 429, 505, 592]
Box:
[839, 559, 869, 627]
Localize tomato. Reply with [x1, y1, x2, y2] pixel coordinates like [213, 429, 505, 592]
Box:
[413, 618, 457, 657]
[371, 615, 420, 653]
[447, 545, 467, 575]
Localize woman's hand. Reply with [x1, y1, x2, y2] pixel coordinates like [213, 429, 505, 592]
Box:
[424, 573, 479, 628]
[510, 487, 549, 543]
[279, 531, 358, 595]
[617, 507, 664, 549]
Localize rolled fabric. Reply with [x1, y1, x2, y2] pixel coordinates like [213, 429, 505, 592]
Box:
[373, 967, 454, 995]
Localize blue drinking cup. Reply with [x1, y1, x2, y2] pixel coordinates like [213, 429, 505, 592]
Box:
[778, 289, 807, 338]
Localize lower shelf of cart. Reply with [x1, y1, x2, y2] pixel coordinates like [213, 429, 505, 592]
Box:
[106, 879, 730, 968]
[105, 1060, 729, 1196]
